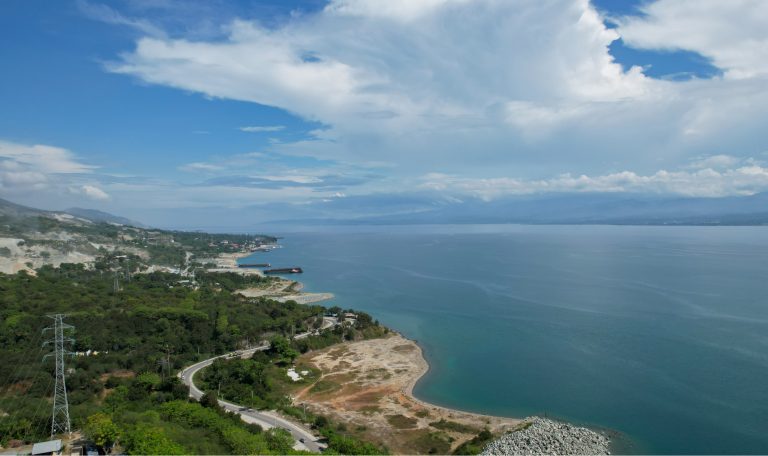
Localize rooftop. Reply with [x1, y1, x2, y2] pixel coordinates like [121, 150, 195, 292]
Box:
[31, 440, 62, 455]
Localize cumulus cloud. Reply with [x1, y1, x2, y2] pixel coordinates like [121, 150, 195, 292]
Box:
[0, 140, 100, 197]
[101, 0, 768, 180]
[0, 141, 95, 175]
[617, 0, 768, 79]
[64, 0, 768, 212]
[420, 158, 768, 199]
[106, 1, 660, 158]
[69, 184, 111, 201]
[686, 154, 741, 170]
[325, 0, 473, 22]
[0, 140, 114, 206]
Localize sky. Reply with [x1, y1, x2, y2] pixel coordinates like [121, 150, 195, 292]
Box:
[1, 0, 768, 228]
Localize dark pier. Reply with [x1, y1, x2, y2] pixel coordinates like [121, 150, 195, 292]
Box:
[238, 263, 271, 268]
[264, 267, 303, 274]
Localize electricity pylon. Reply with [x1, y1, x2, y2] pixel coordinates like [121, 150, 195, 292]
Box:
[43, 314, 75, 438]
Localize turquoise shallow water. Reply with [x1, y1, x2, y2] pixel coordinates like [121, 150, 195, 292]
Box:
[242, 225, 768, 454]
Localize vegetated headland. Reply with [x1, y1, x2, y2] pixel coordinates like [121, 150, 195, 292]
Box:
[0, 197, 610, 455]
[282, 305, 611, 455]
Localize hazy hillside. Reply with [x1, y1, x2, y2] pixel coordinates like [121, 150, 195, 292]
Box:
[0, 197, 272, 274]
[269, 192, 768, 226]
[65, 207, 147, 227]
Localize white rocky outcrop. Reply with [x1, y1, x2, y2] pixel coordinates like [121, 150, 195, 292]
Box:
[482, 417, 610, 455]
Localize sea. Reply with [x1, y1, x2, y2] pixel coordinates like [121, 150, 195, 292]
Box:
[240, 224, 768, 454]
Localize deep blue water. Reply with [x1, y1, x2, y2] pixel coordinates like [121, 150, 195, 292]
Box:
[241, 225, 768, 454]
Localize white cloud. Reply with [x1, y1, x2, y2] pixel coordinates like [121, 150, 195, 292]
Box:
[102, 0, 768, 181]
[0, 171, 48, 192]
[258, 174, 322, 184]
[617, 0, 768, 79]
[43, 0, 754, 215]
[77, 0, 166, 38]
[420, 159, 768, 199]
[687, 154, 741, 170]
[69, 184, 111, 201]
[324, 0, 472, 22]
[109, 0, 654, 142]
[179, 162, 224, 172]
[0, 140, 111, 205]
[239, 125, 286, 133]
[0, 141, 95, 175]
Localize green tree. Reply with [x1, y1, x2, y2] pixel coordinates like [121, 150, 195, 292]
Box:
[200, 391, 220, 409]
[266, 428, 294, 454]
[267, 335, 299, 365]
[123, 423, 186, 455]
[84, 413, 119, 450]
[136, 371, 162, 390]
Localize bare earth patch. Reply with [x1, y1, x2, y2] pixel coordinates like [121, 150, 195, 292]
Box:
[237, 278, 334, 304]
[295, 334, 521, 454]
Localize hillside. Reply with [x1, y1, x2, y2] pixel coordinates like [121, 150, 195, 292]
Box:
[64, 207, 147, 228]
[0, 197, 390, 454]
[270, 192, 768, 226]
[0, 197, 274, 274]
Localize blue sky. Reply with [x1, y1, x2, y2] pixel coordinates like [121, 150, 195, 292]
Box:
[1, 0, 767, 228]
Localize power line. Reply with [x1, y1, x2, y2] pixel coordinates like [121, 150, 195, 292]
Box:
[26, 375, 54, 443]
[42, 314, 75, 438]
[1, 329, 48, 436]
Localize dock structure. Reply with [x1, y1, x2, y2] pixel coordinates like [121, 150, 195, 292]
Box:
[238, 263, 271, 268]
[264, 267, 303, 274]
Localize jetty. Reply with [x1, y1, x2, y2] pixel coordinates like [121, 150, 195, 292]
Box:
[264, 267, 303, 274]
[238, 263, 271, 268]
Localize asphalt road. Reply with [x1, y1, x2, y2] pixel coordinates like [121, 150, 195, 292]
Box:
[179, 317, 338, 453]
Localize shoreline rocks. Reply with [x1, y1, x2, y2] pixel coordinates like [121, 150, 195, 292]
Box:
[481, 417, 611, 455]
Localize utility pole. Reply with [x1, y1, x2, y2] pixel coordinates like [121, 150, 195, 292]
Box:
[43, 314, 74, 438]
[157, 345, 171, 380]
[113, 272, 119, 293]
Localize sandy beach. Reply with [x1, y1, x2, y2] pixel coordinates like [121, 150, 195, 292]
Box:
[216, 251, 251, 268]
[237, 279, 334, 304]
[293, 333, 521, 454]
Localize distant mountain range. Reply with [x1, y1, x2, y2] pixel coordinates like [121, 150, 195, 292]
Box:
[65, 207, 147, 228]
[262, 192, 768, 226]
[3, 192, 768, 231]
[0, 197, 147, 228]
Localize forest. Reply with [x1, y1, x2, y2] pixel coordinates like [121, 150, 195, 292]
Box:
[0, 262, 385, 454]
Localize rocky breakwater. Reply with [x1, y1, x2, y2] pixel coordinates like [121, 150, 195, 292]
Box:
[482, 417, 610, 455]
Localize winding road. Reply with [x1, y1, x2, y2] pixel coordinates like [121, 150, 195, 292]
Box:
[179, 317, 338, 453]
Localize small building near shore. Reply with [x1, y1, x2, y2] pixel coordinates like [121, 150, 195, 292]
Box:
[31, 439, 62, 456]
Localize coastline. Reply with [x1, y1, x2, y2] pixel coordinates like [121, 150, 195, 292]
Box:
[281, 276, 611, 454]
[294, 333, 521, 453]
[206, 251, 264, 276]
[401, 332, 520, 424]
[236, 276, 334, 304]
[279, 277, 523, 426]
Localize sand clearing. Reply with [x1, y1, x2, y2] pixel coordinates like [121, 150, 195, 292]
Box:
[295, 334, 521, 454]
[237, 279, 333, 303]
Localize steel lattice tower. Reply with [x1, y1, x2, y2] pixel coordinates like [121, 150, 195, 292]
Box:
[43, 314, 74, 438]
